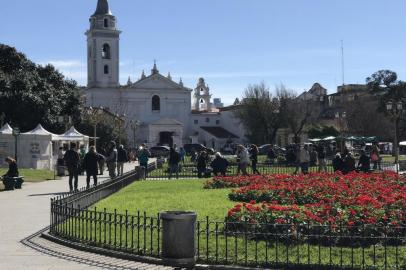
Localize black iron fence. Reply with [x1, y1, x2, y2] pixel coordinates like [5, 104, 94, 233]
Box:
[146, 160, 398, 179]
[50, 201, 406, 269]
[48, 162, 405, 269]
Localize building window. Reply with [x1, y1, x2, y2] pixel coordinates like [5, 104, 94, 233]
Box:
[216, 120, 220, 125]
[205, 118, 209, 123]
[104, 65, 109, 74]
[152, 95, 160, 111]
[102, 43, 111, 59]
[104, 18, 109, 28]
[194, 120, 198, 125]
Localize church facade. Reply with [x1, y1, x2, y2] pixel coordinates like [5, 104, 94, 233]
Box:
[85, 0, 246, 149]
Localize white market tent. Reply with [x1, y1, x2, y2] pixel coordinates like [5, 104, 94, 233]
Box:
[58, 126, 90, 142]
[0, 123, 90, 169]
[0, 123, 13, 134]
[0, 123, 14, 167]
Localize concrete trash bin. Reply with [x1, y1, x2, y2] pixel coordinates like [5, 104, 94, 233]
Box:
[160, 211, 197, 267]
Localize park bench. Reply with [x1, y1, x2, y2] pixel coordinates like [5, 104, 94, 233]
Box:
[2, 176, 24, 191]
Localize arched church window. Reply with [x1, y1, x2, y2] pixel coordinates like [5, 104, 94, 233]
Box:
[104, 65, 109, 74]
[200, 99, 204, 104]
[152, 95, 160, 111]
[102, 43, 111, 59]
[104, 18, 109, 28]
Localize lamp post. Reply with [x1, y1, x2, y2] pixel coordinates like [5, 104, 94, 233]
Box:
[12, 127, 20, 162]
[386, 101, 403, 167]
[115, 114, 126, 145]
[130, 120, 141, 148]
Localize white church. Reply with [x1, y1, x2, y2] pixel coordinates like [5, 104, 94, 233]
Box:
[85, 0, 246, 149]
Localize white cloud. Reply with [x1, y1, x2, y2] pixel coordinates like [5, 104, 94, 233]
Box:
[39, 60, 86, 68]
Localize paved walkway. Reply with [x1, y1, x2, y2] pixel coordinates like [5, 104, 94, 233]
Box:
[0, 162, 170, 270]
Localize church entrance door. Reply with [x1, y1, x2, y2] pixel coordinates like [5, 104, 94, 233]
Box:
[159, 132, 173, 147]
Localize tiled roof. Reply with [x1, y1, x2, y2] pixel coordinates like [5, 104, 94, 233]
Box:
[200, 126, 239, 139]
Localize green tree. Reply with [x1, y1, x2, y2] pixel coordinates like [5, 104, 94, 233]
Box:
[366, 70, 406, 161]
[0, 44, 82, 132]
[234, 82, 283, 144]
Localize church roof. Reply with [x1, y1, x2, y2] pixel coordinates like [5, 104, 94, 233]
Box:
[200, 126, 239, 139]
[129, 68, 191, 91]
[93, 0, 112, 16]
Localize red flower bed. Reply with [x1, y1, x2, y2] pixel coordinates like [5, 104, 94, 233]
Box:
[209, 172, 406, 227]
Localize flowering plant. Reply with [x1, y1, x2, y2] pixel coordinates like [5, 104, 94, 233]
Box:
[206, 171, 406, 244]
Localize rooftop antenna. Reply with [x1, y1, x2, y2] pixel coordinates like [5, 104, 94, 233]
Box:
[341, 39, 345, 86]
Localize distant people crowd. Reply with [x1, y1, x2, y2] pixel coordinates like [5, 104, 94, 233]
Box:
[59, 141, 135, 192]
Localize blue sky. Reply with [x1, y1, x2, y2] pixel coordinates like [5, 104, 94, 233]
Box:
[1, 0, 406, 104]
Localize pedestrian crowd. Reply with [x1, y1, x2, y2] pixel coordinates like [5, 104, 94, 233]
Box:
[61, 141, 134, 192]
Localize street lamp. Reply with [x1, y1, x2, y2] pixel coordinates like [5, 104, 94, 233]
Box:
[115, 114, 126, 145]
[129, 119, 141, 148]
[12, 127, 20, 162]
[386, 100, 403, 166]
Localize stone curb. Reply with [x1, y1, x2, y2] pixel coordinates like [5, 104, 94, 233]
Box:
[41, 231, 277, 270]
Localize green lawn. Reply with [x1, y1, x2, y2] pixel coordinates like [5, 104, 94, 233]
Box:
[0, 168, 57, 182]
[95, 179, 235, 220]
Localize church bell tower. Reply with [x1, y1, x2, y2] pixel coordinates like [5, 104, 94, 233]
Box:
[193, 78, 212, 111]
[86, 0, 121, 88]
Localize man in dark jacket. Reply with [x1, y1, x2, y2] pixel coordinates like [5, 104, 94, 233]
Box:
[210, 152, 229, 176]
[117, 145, 128, 176]
[106, 141, 118, 178]
[197, 151, 208, 178]
[332, 153, 343, 173]
[83, 146, 103, 188]
[343, 152, 356, 174]
[64, 143, 80, 192]
[168, 147, 180, 179]
[358, 150, 371, 173]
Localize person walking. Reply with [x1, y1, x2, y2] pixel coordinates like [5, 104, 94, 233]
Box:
[79, 145, 86, 175]
[98, 146, 106, 175]
[106, 141, 118, 178]
[317, 144, 327, 172]
[332, 153, 344, 173]
[358, 150, 371, 173]
[179, 147, 186, 164]
[236, 144, 250, 175]
[83, 146, 103, 189]
[168, 147, 181, 179]
[210, 152, 229, 176]
[63, 143, 80, 192]
[371, 143, 381, 170]
[117, 144, 128, 176]
[343, 152, 356, 174]
[299, 144, 310, 174]
[196, 151, 208, 178]
[267, 144, 276, 163]
[250, 144, 260, 174]
[138, 144, 150, 178]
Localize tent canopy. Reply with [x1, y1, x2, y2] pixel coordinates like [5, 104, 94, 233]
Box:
[56, 126, 89, 141]
[22, 124, 61, 140]
[0, 123, 13, 134]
